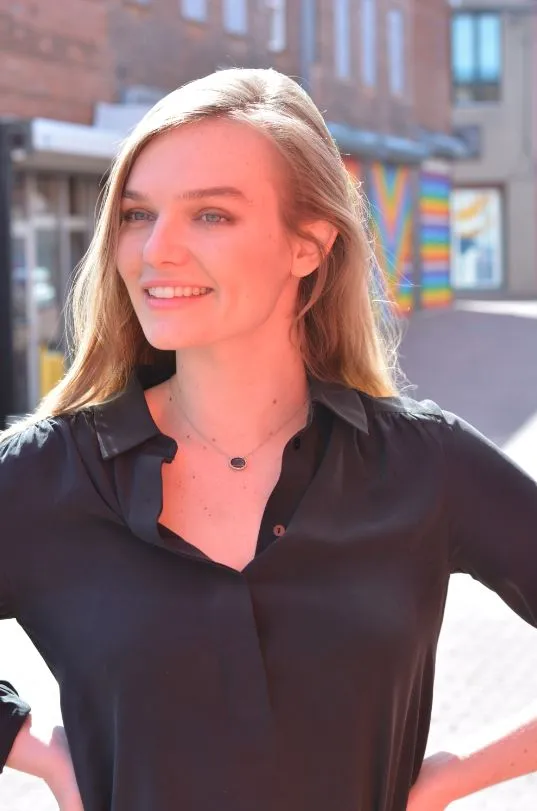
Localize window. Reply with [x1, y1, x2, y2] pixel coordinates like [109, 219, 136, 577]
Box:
[387, 9, 405, 96]
[302, 0, 318, 70]
[180, 0, 207, 21]
[361, 0, 377, 87]
[452, 13, 501, 103]
[451, 189, 503, 290]
[223, 0, 247, 34]
[268, 0, 286, 52]
[334, 0, 351, 79]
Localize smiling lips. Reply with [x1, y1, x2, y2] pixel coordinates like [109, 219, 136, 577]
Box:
[146, 286, 212, 299]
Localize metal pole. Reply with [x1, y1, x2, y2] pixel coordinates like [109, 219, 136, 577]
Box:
[0, 124, 14, 430]
[25, 174, 40, 409]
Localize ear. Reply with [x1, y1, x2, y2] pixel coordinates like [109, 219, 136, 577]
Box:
[291, 220, 339, 279]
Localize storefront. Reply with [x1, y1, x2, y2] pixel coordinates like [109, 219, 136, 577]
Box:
[10, 171, 104, 412]
[1, 117, 120, 420]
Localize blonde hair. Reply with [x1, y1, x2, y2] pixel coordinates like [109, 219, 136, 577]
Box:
[4, 67, 401, 438]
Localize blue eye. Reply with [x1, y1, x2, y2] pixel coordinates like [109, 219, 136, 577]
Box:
[121, 210, 154, 223]
[199, 212, 229, 225]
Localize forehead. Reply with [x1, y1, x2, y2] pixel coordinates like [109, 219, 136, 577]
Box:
[127, 118, 284, 199]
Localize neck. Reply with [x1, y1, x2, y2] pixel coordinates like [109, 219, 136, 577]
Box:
[167, 335, 309, 451]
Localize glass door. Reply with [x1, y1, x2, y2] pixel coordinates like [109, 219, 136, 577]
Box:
[10, 172, 100, 413]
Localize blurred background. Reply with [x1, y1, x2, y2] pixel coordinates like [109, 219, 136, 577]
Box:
[1, 0, 537, 808]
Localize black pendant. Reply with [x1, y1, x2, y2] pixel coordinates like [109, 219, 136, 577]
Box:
[229, 457, 247, 471]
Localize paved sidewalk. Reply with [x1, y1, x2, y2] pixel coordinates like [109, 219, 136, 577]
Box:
[1, 301, 537, 809]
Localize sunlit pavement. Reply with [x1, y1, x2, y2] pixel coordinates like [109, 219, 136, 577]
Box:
[1, 300, 537, 809]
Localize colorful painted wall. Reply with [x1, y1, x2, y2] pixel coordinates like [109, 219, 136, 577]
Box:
[343, 157, 397, 320]
[419, 166, 453, 308]
[366, 162, 414, 314]
[343, 155, 453, 313]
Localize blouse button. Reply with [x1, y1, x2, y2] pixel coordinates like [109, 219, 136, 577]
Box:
[273, 524, 286, 537]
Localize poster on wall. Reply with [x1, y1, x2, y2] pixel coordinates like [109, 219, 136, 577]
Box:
[450, 188, 503, 290]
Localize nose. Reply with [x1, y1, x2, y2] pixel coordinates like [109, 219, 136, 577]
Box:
[142, 213, 190, 269]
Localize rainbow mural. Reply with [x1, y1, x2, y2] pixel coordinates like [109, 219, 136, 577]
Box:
[367, 162, 414, 314]
[419, 168, 453, 308]
[343, 156, 394, 321]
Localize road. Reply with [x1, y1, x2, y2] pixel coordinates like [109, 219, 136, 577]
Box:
[1, 300, 537, 809]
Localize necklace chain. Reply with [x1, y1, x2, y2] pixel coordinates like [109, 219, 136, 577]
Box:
[169, 379, 310, 471]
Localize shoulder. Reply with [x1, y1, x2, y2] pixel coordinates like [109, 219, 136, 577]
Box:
[360, 391, 513, 469]
[359, 389, 447, 427]
[0, 414, 84, 488]
[358, 390, 491, 456]
[0, 416, 63, 458]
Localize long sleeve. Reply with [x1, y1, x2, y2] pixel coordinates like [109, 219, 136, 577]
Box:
[0, 681, 30, 773]
[444, 412, 537, 626]
[0, 429, 38, 773]
[0, 562, 31, 773]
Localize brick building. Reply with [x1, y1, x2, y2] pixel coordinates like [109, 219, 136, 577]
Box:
[0, 0, 462, 419]
[0, 0, 111, 122]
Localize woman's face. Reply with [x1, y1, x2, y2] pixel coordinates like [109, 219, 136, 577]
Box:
[117, 118, 319, 353]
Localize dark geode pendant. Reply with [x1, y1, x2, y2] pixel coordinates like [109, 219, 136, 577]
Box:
[229, 457, 247, 471]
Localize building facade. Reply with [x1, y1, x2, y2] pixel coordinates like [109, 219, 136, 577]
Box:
[1, 0, 460, 421]
[292, 0, 458, 313]
[450, 0, 537, 297]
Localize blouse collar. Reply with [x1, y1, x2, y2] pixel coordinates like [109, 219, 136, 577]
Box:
[93, 365, 369, 461]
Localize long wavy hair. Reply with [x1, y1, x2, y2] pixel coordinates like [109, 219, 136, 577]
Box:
[4, 67, 401, 438]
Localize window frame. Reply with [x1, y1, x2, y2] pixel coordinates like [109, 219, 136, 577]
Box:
[222, 0, 248, 35]
[267, 0, 287, 53]
[180, 0, 208, 22]
[361, 0, 377, 89]
[387, 7, 405, 97]
[451, 11, 502, 105]
[334, 0, 352, 80]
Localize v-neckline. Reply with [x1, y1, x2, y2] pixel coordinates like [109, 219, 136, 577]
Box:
[152, 415, 342, 576]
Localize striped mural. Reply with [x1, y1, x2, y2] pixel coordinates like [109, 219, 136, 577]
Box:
[367, 162, 414, 314]
[419, 166, 453, 308]
[343, 156, 394, 321]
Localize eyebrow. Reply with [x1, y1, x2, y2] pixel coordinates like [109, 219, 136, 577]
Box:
[121, 186, 248, 202]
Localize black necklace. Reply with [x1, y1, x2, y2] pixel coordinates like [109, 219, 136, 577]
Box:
[170, 381, 309, 471]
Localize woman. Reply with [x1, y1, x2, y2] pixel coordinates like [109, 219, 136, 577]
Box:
[1, 68, 536, 811]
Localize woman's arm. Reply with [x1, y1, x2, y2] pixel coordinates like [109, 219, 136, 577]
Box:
[408, 413, 537, 809]
[408, 709, 537, 809]
[450, 711, 537, 799]
[6, 716, 84, 810]
[0, 427, 84, 807]
[7, 714, 60, 784]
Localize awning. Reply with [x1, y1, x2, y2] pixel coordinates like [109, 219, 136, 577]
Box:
[327, 121, 469, 164]
[4, 105, 470, 175]
[4, 117, 125, 174]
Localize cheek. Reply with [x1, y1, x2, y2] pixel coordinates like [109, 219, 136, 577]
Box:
[116, 231, 144, 281]
[253, 231, 293, 285]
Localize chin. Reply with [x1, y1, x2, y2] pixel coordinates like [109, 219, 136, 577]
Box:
[143, 328, 215, 352]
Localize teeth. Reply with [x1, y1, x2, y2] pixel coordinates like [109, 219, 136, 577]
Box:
[147, 286, 210, 299]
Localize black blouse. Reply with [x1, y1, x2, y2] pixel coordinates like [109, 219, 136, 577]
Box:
[1, 367, 536, 811]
